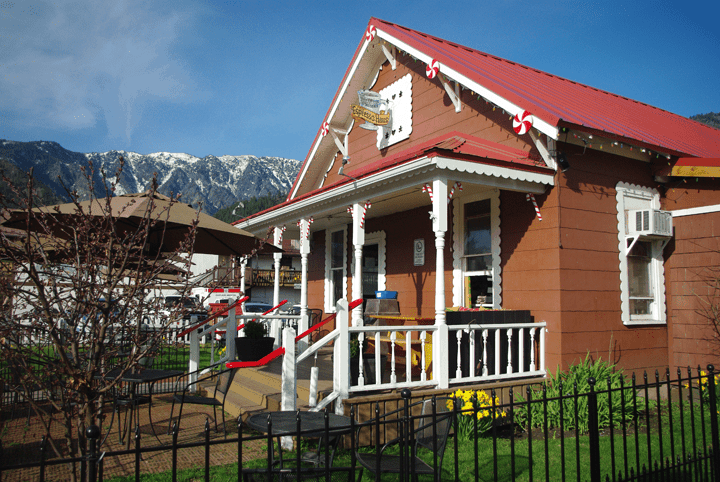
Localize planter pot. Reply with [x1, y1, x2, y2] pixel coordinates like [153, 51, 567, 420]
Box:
[235, 337, 275, 362]
[350, 354, 387, 386]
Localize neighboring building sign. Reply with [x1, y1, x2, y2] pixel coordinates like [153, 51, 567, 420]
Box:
[671, 158, 720, 177]
[413, 238, 425, 266]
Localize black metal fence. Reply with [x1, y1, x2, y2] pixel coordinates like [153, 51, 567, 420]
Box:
[2, 365, 720, 481]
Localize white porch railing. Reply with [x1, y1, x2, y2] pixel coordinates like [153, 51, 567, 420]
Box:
[448, 322, 547, 384]
[283, 300, 547, 412]
[280, 300, 548, 416]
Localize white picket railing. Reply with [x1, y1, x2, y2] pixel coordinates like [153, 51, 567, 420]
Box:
[282, 300, 547, 415]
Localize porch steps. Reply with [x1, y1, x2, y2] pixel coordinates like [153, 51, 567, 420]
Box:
[222, 347, 335, 422]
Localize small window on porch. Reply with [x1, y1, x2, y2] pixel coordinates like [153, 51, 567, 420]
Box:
[325, 226, 347, 312]
[463, 199, 493, 308]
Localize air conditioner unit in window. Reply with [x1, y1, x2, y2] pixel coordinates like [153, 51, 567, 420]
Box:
[627, 209, 673, 238]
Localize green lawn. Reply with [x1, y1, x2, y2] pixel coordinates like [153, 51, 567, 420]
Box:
[103, 400, 716, 482]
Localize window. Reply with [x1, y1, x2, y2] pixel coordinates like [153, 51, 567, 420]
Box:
[452, 189, 501, 308]
[616, 182, 668, 324]
[325, 226, 347, 312]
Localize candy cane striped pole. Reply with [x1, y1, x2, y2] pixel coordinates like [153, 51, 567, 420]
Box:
[347, 206, 353, 215]
[526, 193, 542, 221]
[448, 181, 463, 203]
[421, 183, 433, 202]
[305, 217, 314, 239]
[361, 201, 371, 228]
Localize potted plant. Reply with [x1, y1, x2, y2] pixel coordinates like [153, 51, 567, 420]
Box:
[235, 320, 275, 362]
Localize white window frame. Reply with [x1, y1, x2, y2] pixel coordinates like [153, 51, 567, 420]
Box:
[616, 182, 667, 325]
[452, 188, 502, 308]
[324, 225, 348, 313]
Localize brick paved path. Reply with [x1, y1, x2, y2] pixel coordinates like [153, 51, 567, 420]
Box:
[0, 395, 267, 481]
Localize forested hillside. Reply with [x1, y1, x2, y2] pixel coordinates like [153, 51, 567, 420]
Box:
[691, 112, 720, 130]
[214, 191, 289, 224]
[0, 158, 63, 207]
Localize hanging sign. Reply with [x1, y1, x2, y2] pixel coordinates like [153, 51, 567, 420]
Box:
[413, 239, 425, 266]
[351, 90, 390, 130]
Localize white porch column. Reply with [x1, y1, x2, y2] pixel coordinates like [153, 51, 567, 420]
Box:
[273, 227, 283, 307]
[298, 219, 312, 353]
[239, 256, 247, 313]
[270, 227, 283, 348]
[432, 178, 449, 389]
[351, 202, 365, 327]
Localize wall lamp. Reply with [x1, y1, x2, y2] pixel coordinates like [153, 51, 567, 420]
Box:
[338, 156, 359, 182]
[556, 152, 570, 172]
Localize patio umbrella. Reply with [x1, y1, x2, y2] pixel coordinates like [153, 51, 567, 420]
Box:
[1, 191, 280, 257]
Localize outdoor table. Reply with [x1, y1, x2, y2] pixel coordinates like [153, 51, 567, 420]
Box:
[245, 411, 353, 469]
[101, 368, 185, 447]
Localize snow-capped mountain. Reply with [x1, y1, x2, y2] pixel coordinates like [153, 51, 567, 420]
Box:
[0, 140, 300, 215]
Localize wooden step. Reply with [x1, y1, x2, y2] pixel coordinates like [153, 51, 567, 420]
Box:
[222, 346, 335, 418]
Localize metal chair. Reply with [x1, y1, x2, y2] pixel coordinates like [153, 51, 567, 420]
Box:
[355, 394, 454, 481]
[168, 367, 237, 436]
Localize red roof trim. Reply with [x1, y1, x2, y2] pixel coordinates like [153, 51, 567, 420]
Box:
[237, 131, 551, 225]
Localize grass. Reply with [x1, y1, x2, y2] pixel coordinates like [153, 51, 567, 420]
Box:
[101, 398, 716, 482]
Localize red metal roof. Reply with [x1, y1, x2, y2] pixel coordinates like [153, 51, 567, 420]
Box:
[371, 18, 720, 158]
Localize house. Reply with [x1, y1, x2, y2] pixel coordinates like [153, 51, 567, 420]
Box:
[235, 17, 720, 379]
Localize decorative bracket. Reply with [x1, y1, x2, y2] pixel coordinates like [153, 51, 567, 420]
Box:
[529, 130, 557, 170]
[381, 44, 396, 70]
[441, 76, 461, 113]
[330, 127, 349, 158]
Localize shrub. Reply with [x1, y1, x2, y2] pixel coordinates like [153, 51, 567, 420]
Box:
[448, 389, 505, 440]
[243, 320, 267, 338]
[514, 353, 636, 434]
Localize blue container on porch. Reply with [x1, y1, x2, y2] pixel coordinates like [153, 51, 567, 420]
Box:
[375, 291, 397, 299]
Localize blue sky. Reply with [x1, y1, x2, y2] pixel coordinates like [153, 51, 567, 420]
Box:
[1, 1, 718, 161]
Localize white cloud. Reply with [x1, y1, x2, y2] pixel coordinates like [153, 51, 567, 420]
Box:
[0, 0, 207, 142]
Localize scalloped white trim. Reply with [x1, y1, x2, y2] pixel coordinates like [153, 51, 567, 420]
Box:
[435, 157, 554, 186]
[616, 182, 666, 325]
[452, 189, 502, 308]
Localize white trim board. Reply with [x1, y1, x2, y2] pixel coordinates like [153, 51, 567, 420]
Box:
[670, 204, 720, 218]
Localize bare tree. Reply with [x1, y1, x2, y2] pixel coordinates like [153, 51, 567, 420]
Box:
[0, 159, 207, 477]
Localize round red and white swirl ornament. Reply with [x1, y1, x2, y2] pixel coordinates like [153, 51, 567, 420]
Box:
[513, 110, 533, 135]
[426, 59, 440, 79]
[366, 25, 376, 42]
[321, 121, 329, 137]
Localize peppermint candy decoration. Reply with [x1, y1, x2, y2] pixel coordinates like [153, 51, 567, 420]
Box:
[526, 193, 542, 221]
[366, 25, 376, 42]
[426, 59, 440, 79]
[513, 110, 534, 135]
[321, 121, 329, 137]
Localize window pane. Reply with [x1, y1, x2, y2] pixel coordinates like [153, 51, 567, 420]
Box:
[630, 299, 652, 315]
[465, 216, 491, 255]
[332, 269, 343, 303]
[466, 255, 491, 272]
[628, 241, 652, 297]
[331, 231, 344, 268]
